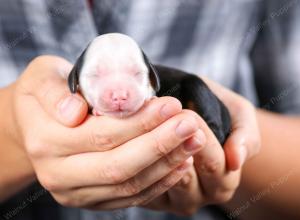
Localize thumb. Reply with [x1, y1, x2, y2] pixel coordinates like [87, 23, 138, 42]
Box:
[23, 56, 88, 127]
[224, 129, 248, 171]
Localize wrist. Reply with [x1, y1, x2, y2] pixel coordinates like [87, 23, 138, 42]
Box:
[0, 83, 23, 149]
[0, 84, 36, 201]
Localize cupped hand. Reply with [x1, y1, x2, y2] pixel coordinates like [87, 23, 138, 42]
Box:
[143, 77, 261, 215]
[11, 55, 208, 210]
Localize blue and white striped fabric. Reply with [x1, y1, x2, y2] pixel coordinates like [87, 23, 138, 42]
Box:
[0, 0, 300, 220]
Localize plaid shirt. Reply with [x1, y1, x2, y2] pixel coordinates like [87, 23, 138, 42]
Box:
[1, 0, 300, 220]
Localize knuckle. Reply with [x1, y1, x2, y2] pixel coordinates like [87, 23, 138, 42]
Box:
[25, 137, 48, 159]
[29, 55, 47, 66]
[130, 197, 144, 207]
[121, 178, 142, 196]
[164, 151, 183, 168]
[175, 170, 193, 188]
[153, 135, 170, 157]
[139, 117, 154, 133]
[89, 131, 115, 150]
[133, 191, 155, 206]
[38, 173, 61, 192]
[101, 164, 128, 184]
[198, 159, 221, 175]
[138, 180, 174, 205]
[160, 175, 178, 189]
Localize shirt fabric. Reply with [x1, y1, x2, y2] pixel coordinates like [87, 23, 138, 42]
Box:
[1, 0, 300, 220]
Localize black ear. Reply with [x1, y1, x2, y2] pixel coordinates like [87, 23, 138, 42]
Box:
[68, 49, 86, 93]
[141, 50, 161, 92]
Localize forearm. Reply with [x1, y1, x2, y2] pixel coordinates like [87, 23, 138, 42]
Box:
[225, 109, 300, 219]
[0, 84, 35, 202]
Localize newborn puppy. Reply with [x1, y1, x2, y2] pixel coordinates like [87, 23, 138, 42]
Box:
[67, 33, 231, 145]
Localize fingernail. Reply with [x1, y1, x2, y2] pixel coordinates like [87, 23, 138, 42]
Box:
[175, 120, 197, 138]
[239, 146, 247, 166]
[160, 103, 176, 119]
[59, 95, 83, 122]
[184, 129, 206, 152]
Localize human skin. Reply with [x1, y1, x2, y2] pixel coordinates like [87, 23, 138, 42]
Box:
[0, 56, 205, 208]
[0, 55, 261, 213]
[224, 111, 300, 219]
[143, 77, 261, 215]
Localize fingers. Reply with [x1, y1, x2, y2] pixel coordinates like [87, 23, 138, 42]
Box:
[164, 165, 202, 216]
[194, 136, 240, 205]
[102, 112, 199, 183]
[113, 136, 202, 199]
[188, 111, 239, 204]
[42, 111, 200, 188]
[19, 55, 88, 127]
[52, 162, 191, 209]
[41, 97, 182, 157]
[65, 96, 182, 154]
[53, 135, 204, 205]
[202, 76, 261, 171]
[22, 96, 183, 157]
[224, 129, 247, 171]
[224, 102, 261, 171]
[88, 162, 192, 210]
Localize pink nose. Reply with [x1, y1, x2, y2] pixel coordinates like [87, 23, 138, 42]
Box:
[111, 90, 129, 105]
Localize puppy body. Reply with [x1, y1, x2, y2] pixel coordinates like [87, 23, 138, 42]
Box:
[67, 33, 231, 145]
[155, 66, 231, 145]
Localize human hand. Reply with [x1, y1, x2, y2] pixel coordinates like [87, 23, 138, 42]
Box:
[143, 77, 261, 215]
[11, 56, 207, 210]
[202, 77, 261, 171]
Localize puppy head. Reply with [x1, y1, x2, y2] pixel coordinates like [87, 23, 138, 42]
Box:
[68, 33, 160, 118]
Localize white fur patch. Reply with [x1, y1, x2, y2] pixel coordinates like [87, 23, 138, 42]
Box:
[78, 33, 154, 117]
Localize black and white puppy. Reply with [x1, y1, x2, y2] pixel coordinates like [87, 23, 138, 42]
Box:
[67, 33, 231, 145]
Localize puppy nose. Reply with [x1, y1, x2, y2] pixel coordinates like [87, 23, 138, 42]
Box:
[111, 90, 129, 104]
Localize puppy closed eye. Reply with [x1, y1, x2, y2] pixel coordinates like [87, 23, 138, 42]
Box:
[88, 74, 99, 78]
[134, 72, 146, 81]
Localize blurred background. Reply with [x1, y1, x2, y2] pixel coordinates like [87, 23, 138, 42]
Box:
[0, 0, 299, 220]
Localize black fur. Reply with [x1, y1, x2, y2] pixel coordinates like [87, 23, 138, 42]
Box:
[154, 65, 231, 145]
[141, 51, 161, 92]
[68, 48, 87, 93]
